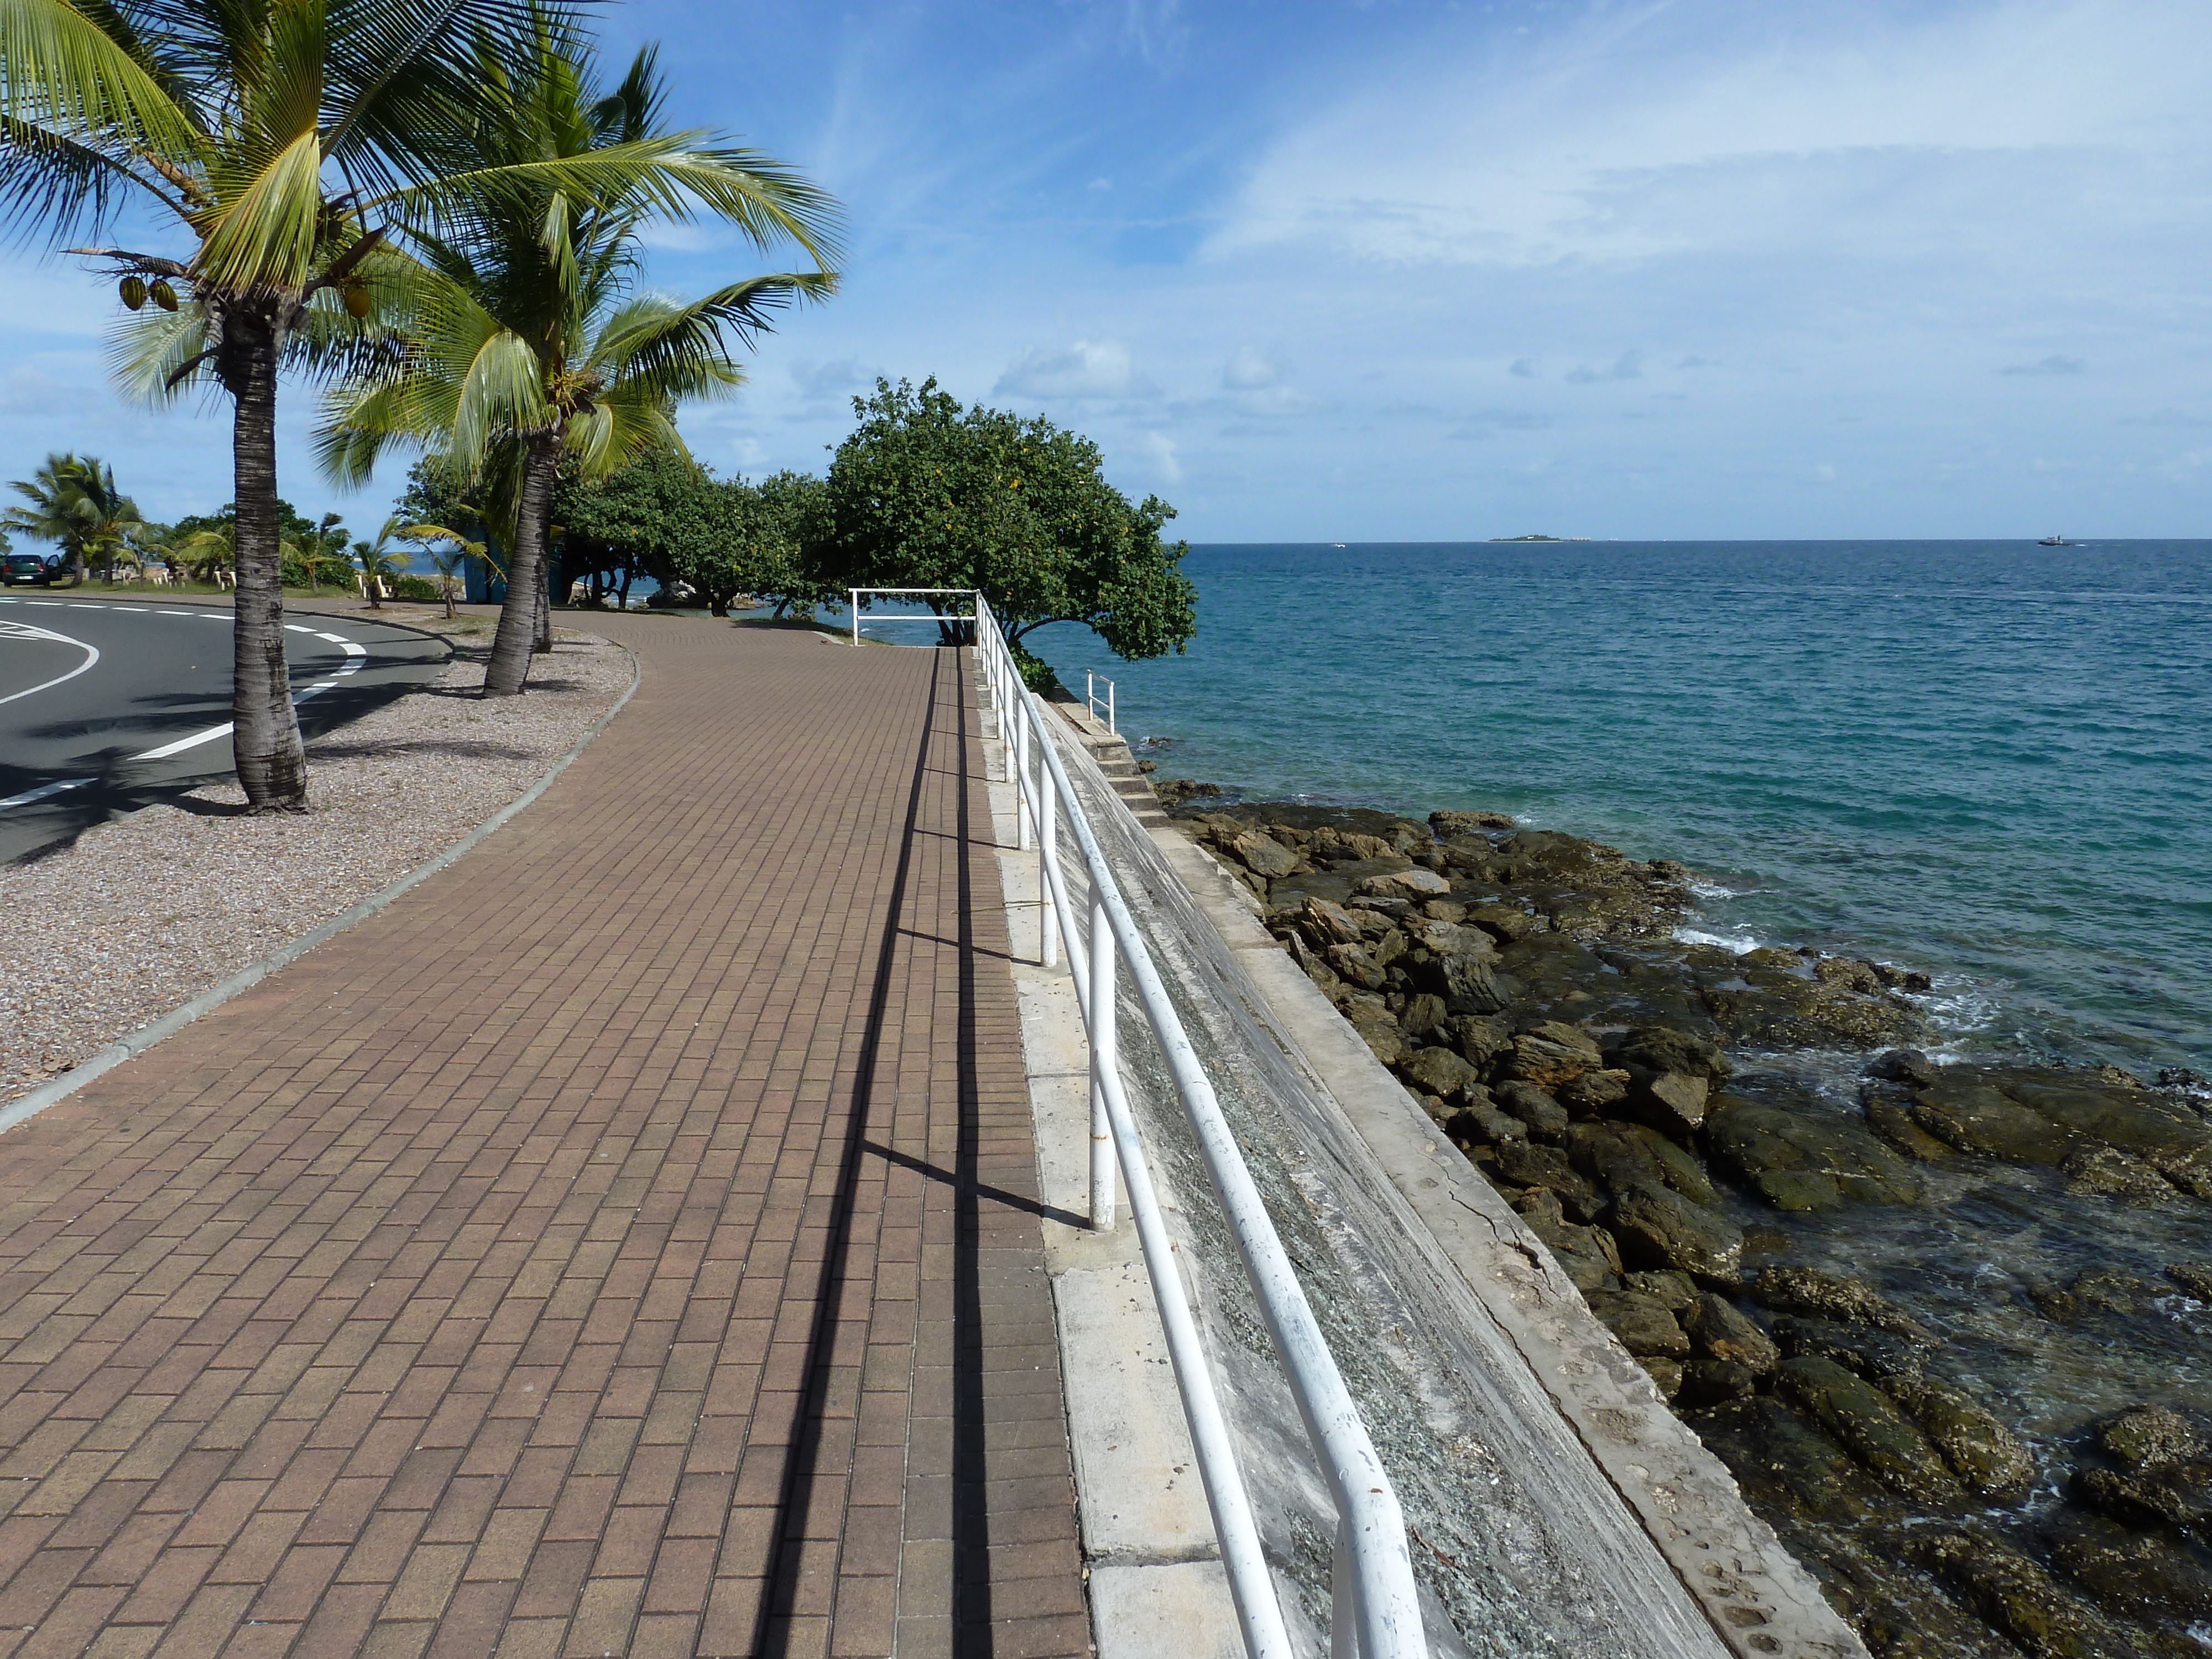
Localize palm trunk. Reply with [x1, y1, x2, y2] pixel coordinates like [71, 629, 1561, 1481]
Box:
[225, 309, 309, 811]
[533, 539, 556, 653]
[484, 430, 559, 696]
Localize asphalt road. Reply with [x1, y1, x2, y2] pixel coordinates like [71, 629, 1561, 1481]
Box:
[0, 595, 450, 861]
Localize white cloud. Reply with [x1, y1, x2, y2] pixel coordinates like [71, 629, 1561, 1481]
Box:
[994, 339, 1153, 400]
[1207, 1, 2210, 269]
[1222, 346, 1282, 390]
[1140, 430, 1181, 483]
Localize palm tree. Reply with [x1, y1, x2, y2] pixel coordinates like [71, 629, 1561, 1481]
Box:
[319, 21, 841, 695]
[353, 515, 414, 605]
[4, 454, 145, 583]
[400, 523, 482, 618]
[0, 0, 747, 806]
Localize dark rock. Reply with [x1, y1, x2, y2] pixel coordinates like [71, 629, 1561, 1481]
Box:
[2099, 1407, 2203, 1473]
[1687, 1293, 1780, 1374]
[1344, 1004, 1406, 1067]
[1292, 896, 1365, 947]
[2042, 1510, 2212, 1629]
[1813, 956, 1887, 994]
[1768, 1314, 1930, 1381]
[1908, 1527, 2143, 1659]
[1325, 942, 1387, 990]
[1229, 831, 1300, 879]
[1398, 993, 1448, 1042]
[1492, 1141, 1605, 1222]
[1704, 1094, 1922, 1211]
[2165, 1263, 2212, 1302]
[1465, 905, 1549, 943]
[1862, 1091, 1956, 1162]
[2064, 1145, 2179, 1199]
[1355, 867, 1451, 901]
[1417, 952, 1512, 1015]
[1751, 1265, 1934, 1341]
[1493, 1081, 1569, 1139]
[1703, 973, 1923, 1050]
[1610, 1183, 1745, 1283]
[1623, 1269, 1700, 1312]
[1869, 1048, 1939, 1087]
[1584, 1290, 1692, 1359]
[1511, 1188, 1621, 1291]
[2073, 1461, 2212, 1535]
[1633, 1071, 1711, 1139]
[1997, 1068, 2212, 1182]
[1400, 1045, 1483, 1102]
[1639, 1357, 1684, 1400]
[1615, 1025, 1734, 1080]
[1774, 1357, 1959, 1501]
[2032, 1266, 2165, 1321]
[1624, 1125, 1720, 1206]
[1882, 1375, 2034, 1496]
[1445, 1102, 1526, 1146]
[1910, 1072, 2083, 1165]
[1407, 916, 1493, 959]
[1566, 1122, 1665, 1196]
[1501, 1021, 1604, 1090]
[1448, 1014, 1514, 1069]
[1430, 808, 1516, 836]
[1679, 1358, 1763, 1405]
[1557, 1067, 1630, 1114]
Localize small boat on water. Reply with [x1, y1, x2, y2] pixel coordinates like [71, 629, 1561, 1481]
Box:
[2037, 534, 2069, 546]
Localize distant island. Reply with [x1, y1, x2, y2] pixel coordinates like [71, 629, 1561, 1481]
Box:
[1487, 533, 1594, 542]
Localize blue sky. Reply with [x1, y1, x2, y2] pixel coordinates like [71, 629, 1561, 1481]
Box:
[3, 0, 2208, 540]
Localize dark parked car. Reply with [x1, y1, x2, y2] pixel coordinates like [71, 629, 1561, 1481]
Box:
[2, 552, 62, 586]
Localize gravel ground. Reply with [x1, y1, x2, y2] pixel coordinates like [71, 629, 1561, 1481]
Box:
[1, 623, 634, 1104]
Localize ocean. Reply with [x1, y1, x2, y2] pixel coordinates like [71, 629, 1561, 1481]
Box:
[1029, 540, 2212, 1076]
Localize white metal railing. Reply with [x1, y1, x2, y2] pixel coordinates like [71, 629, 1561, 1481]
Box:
[1084, 669, 1117, 735]
[962, 594, 1425, 1659]
[848, 587, 978, 648]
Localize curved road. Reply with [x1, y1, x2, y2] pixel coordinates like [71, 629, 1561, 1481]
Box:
[0, 595, 448, 860]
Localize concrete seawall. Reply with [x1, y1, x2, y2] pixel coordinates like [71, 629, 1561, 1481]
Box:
[1029, 694, 1866, 1659]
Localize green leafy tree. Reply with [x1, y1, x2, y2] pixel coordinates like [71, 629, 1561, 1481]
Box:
[553, 450, 832, 617]
[282, 512, 354, 589]
[4, 453, 147, 582]
[320, 17, 841, 693]
[824, 379, 1196, 678]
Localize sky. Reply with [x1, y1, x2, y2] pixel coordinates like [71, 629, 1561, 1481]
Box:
[3, 0, 2209, 541]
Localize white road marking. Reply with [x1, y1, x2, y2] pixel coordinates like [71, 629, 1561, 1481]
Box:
[25, 601, 60, 607]
[283, 624, 316, 634]
[338, 640, 364, 655]
[0, 778, 94, 811]
[0, 619, 100, 706]
[159, 610, 197, 617]
[133, 721, 231, 760]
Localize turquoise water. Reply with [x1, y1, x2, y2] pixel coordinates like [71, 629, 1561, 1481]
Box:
[1030, 541, 2212, 1074]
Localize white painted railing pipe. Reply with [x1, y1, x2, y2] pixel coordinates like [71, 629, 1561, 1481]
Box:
[973, 596, 1427, 1659]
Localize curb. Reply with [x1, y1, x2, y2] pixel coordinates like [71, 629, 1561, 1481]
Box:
[0, 641, 643, 1136]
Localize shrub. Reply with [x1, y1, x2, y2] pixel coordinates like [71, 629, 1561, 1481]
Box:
[391, 574, 441, 601]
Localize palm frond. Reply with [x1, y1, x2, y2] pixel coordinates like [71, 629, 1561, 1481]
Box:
[194, 122, 322, 290]
[107, 298, 212, 403]
[0, 0, 198, 240]
[589, 272, 831, 394]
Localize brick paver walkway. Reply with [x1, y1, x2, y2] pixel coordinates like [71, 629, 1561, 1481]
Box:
[0, 622, 1085, 1658]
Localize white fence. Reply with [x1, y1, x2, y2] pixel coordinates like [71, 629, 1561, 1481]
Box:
[964, 595, 1426, 1659]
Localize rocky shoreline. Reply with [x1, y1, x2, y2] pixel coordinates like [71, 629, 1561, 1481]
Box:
[1164, 788, 2212, 1659]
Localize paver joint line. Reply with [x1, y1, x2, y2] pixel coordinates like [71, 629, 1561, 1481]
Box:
[0, 620, 1085, 1659]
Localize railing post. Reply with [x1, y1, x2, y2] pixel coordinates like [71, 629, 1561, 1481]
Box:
[1108, 679, 1115, 736]
[1015, 696, 1032, 853]
[1088, 889, 1116, 1230]
[1332, 1516, 1360, 1658]
[1041, 766, 1061, 968]
[850, 588, 859, 649]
